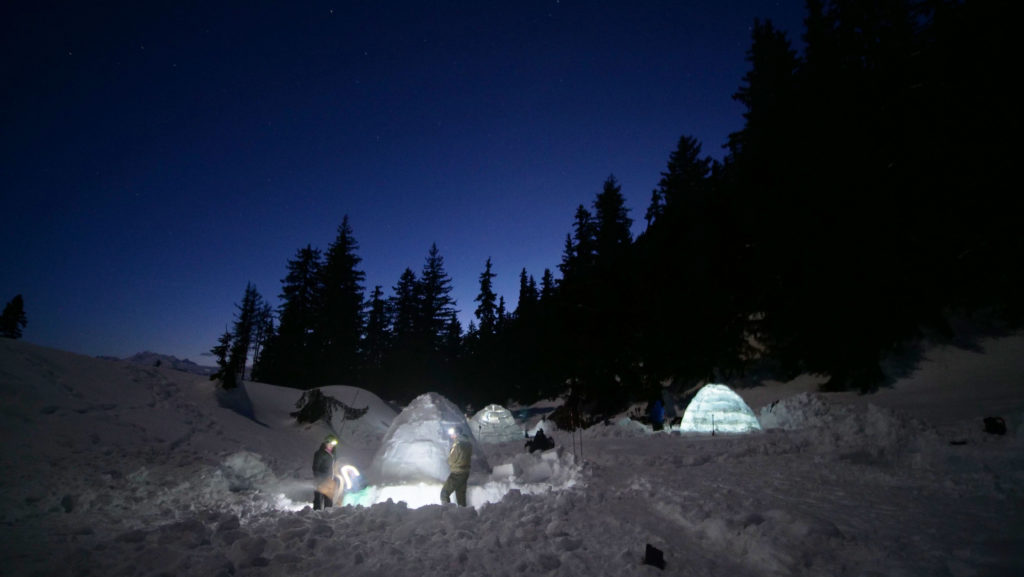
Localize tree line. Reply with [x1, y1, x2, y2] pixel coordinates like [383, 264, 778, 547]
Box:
[212, 0, 1020, 419]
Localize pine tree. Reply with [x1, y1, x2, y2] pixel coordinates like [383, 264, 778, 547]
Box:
[557, 233, 575, 279]
[644, 188, 663, 229]
[592, 175, 632, 262]
[320, 216, 366, 384]
[516, 268, 539, 316]
[390, 268, 419, 343]
[418, 243, 457, 350]
[540, 269, 556, 300]
[0, 295, 27, 339]
[570, 205, 597, 275]
[496, 296, 508, 333]
[658, 136, 712, 215]
[225, 283, 265, 382]
[363, 285, 390, 376]
[210, 330, 237, 389]
[259, 245, 323, 387]
[474, 258, 498, 336]
[251, 302, 274, 370]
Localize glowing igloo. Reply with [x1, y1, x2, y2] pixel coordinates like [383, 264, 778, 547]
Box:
[470, 404, 523, 443]
[365, 392, 490, 485]
[679, 384, 762, 434]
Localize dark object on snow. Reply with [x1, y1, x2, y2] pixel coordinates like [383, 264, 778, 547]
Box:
[215, 382, 259, 423]
[525, 428, 555, 453]
[949, 440, 968, 446]
[292, 388, 369, 424]
[643, 543, 665, 570]
[649, 399, 665, 431]
[983, 416, 1007, 435]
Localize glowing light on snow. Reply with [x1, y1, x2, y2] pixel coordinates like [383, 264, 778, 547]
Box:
[273, 493, 309, 512]
[339, 464, 361, 490]
[679, 384, 762, 434]
[343, 449, 581, 510]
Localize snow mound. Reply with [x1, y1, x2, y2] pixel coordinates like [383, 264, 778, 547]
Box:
[318, 385, 398, 447]
[758, 392, 834, 430]
[583, 417, 653, 438]
[761, 392, 940, 466]
[366, 392, 491, 485]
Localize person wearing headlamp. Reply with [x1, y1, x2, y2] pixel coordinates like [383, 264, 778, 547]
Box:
[441, 426, 473, 507]
[312, 434, 339, 510]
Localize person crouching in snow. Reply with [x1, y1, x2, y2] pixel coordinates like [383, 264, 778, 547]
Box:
[313, 434, 339, 510]
[441, 426, 472, 507]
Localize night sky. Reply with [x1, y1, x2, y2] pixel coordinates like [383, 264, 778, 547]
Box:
[1, 1, 805, 363]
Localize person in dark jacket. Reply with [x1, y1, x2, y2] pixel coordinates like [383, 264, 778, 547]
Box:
[525, 427, 555, 452]
[441, 426, 472, 507]
[312, 434, 338, 510]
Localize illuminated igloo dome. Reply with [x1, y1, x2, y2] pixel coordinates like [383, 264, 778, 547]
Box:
[470, 403, 523, 443]
[365, 392, 490, 485]
[679, 384, 762, 434]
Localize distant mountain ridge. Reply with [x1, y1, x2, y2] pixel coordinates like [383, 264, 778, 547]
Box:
[122, 351, 217, 376]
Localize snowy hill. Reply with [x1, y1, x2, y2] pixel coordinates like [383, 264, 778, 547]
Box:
[120, 350, 218, 376]
[1, 335, 1023, 576]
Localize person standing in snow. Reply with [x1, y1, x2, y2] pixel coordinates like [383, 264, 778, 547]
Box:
[312, 434, 338, 510]
[526, 427, 554, 452]
[441, 426, 472, 507]
[649, 399, 665, 431]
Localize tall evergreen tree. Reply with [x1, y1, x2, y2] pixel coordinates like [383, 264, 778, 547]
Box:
[390, 268, 420, 342]
[418, 243, 457, 350]
[380, 268, 422, 403]
[0, 295, 27, 339]
[363, 285, 390, 378]
[592, 175, 633, 261]
[474, 258, 498, 336]
[227, 282, 265, 382]
[210, 330, 237, 388]
[658, 136, 712, 214]
[637, 134, 736, 384]
[496, 296, 508, 333]
[257, 245, 323, 387]
[540, 269, 556, 300]
[570, 204, 597, 276]
[251, 301, 274, 371]
[516, 268, 539, 316]
[320, 216, 366, 384]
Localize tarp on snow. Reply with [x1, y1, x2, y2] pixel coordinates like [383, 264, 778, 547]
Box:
[365, 392, 490, 485]
[679, 384, 762, 434]
[470, 404, 523, 443]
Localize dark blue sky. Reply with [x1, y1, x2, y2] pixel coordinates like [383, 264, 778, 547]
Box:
[1, 1, 805, 363]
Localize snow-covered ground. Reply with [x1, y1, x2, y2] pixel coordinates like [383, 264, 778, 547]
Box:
[1, 335, 1023, 576]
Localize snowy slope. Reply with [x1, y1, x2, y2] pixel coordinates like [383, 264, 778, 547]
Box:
[1, 335, 1023, 576]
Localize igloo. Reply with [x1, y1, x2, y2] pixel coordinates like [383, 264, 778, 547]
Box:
[679, 383, 762, 434]
[470, 403, 523, 443]
[365, 392, 490, 485]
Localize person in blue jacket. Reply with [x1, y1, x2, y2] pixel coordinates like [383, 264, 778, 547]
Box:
[649, 399, 665, 431]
